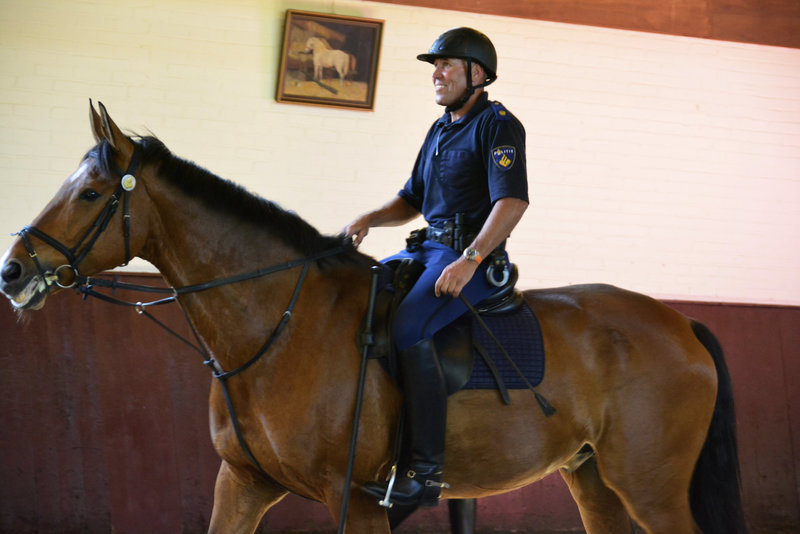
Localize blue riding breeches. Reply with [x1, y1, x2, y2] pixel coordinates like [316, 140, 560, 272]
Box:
[382, 240, 505, 351]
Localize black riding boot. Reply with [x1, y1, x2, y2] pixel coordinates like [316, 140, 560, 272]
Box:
[363, 338, 448, 507]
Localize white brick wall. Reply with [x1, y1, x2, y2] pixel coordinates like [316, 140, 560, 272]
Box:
[1, 0, 798, 304]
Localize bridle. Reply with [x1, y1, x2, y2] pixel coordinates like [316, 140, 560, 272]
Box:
[15, 142, 140, 290]
[13, 138, 350, 492]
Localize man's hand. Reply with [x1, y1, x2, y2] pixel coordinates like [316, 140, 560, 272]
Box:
[435, 256, 479, 297]
[341, 215, 371, 246]
[434, 197, 528, 298]
[341, 196, 421, 246]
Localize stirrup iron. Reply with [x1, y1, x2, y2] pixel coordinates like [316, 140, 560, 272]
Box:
[378, 464, 398, 508]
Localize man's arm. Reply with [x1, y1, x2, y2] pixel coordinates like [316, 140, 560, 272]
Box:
[342, 195, 421, 246]
[434, 197, 528, 297]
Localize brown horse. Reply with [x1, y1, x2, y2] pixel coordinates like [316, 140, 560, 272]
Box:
[0, 103, 746, 534]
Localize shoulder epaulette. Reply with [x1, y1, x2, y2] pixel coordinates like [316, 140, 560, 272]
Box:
[490, 100, 510, 121]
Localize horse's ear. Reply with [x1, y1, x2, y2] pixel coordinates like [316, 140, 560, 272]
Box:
[89, 99, 105, 143]
[89, 100, 134, 159]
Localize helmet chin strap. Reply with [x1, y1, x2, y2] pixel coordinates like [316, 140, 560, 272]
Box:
[444, 59, 493, 114]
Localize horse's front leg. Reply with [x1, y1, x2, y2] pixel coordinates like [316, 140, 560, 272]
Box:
[208, 460, 288, 534]
[330, 491, 391, 533]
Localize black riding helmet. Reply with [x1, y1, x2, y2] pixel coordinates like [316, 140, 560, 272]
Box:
[417, 27, 498, 112]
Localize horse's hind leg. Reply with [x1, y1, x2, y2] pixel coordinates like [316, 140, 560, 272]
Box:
[592, 361, 713, 532]
[596, 449, 700, 534]
[208, 460, 287, 534]
[596, 455, 699, 534]
[560, 457, 635, 534]
[591, 400, 708, 533]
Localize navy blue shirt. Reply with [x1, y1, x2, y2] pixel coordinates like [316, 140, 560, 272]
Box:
[399, 92, 528, 230]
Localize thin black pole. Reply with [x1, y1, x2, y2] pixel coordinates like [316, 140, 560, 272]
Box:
[338, 265, 381, 533]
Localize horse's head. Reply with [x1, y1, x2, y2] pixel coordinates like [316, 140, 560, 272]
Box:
[304, 37, 327, 53]
[0, 101, 149, 310]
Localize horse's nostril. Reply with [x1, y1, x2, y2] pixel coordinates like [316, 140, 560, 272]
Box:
[1, 260, 22, 284]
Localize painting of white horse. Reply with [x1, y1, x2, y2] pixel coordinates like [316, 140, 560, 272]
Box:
[277, 11, 383, 110]
[304, 37, 353, 87]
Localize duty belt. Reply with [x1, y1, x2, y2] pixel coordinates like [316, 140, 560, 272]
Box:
[405, 222, 511, 288]
[425, 225, 478, 251]
[423, 225, 506, 253]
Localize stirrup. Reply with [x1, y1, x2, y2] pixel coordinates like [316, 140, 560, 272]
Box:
[378, 464, 398, 508]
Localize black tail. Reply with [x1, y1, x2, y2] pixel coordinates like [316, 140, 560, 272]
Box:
[689, 320, 748, 534]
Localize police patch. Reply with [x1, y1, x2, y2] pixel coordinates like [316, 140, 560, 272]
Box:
[491, 146, 516, 170]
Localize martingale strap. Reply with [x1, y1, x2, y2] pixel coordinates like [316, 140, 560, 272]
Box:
[74, 244, 350, 492]
[202, 261, 311, 489]
[212, 261, 310, 381]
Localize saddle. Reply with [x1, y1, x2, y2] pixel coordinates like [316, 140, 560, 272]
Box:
[364, 258, 526, 399]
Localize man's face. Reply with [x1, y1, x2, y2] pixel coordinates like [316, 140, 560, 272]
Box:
[432, 58, 469, 107]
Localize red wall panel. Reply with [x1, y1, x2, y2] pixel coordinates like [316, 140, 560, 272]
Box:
[371, 0, 800, 49]
[0, 277, 219, 534]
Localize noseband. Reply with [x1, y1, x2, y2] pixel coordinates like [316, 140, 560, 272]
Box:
[15, 142, 141, 289]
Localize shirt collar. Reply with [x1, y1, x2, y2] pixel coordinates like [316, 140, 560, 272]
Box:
[437, 92, 490, 127]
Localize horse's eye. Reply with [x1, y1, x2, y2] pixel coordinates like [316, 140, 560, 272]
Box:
[80, 189, 100, 201]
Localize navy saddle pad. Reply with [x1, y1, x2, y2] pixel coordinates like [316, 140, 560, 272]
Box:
[464, 301, 545, 390]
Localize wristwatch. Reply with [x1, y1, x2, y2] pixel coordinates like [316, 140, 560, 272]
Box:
[463, 247, 483, 264]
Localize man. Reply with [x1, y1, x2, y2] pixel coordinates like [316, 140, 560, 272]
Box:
[343, 27, 529, 507]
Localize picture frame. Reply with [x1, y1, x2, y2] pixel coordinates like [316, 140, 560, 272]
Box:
[276, 10, 384, 111]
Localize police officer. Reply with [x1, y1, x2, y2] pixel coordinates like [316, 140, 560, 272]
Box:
[343, 27, 529, 507]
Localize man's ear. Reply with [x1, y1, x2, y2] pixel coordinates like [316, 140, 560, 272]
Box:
[472, 62, 486, 84]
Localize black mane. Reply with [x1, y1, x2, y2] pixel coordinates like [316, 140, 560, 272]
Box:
[89, 136, 370, 265]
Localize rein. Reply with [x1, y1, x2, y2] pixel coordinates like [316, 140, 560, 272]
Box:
[72, 245, 348, 356]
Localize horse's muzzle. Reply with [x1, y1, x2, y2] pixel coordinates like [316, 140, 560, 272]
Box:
[1, 258, 22, 285]
[0, 256, 50, 310]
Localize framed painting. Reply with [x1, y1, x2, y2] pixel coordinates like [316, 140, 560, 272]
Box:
[276, 10, 384, 110]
